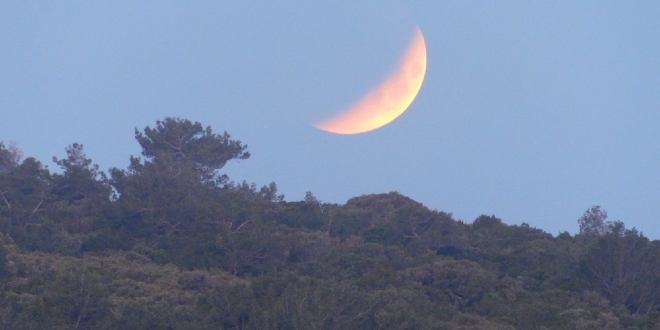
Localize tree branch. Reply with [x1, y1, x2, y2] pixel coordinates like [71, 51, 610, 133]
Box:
[31, 195, 45, 214]
[0, 190, 10, 209]
[233, 220, 250, 233]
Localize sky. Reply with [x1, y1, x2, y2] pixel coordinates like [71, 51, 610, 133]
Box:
[2, 1, 659, 238]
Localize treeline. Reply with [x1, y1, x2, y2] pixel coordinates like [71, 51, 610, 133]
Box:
[1, 118, 660, 329]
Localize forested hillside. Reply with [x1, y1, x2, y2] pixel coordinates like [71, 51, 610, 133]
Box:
[1, 118, 659, 329]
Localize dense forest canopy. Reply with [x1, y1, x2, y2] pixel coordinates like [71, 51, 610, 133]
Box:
[1, 118, 660, 329]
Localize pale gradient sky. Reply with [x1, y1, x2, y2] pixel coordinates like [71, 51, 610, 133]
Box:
[2, 1, 659, 238]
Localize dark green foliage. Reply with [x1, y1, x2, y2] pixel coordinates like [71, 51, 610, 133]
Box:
[579, 205, 609, 236]
[579, 222, 660, 315]
[0, 156, 57, 253]
[134, 117, 249, 185]
[1, 122, 660, 329]
[0, 141, 21, 174]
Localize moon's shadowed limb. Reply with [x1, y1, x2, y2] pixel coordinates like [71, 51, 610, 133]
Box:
[314, 27, 427, 135]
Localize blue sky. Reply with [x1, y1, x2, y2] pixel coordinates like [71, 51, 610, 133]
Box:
[2, 1, 659, 238]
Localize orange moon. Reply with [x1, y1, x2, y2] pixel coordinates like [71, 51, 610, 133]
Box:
[314, 27, 427, 134]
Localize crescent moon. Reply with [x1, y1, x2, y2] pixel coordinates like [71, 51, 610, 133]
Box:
[314, 27, 427, 134]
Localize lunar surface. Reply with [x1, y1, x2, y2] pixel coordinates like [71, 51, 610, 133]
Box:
[315, 27, 427, 134]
